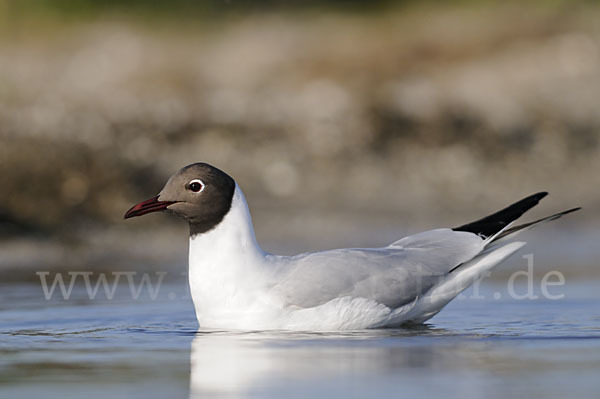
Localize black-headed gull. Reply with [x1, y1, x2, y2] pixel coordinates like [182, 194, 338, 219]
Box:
[124, 163, 579, 330]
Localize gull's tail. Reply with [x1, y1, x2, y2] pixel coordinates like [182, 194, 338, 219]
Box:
[393, 193, 580, 325]
[398, 241, 526, 325]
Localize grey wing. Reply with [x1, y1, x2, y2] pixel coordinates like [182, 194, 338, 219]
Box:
[270, 229, 485, 309]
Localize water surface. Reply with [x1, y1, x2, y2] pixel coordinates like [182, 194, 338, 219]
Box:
[1, 281, 599, 398]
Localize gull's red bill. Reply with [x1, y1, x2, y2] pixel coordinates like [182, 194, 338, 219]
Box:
[123, 195, 177, 219]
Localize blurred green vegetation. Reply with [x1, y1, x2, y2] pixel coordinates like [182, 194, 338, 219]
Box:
[3, 0, 396, 21]
[0, 0, 592, 22]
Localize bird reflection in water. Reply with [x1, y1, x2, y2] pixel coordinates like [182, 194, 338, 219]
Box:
[188, 327, 497, 397]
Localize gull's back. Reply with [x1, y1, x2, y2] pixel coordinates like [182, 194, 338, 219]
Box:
[267, 192, 580, 328]
[270, 228, 485, 310]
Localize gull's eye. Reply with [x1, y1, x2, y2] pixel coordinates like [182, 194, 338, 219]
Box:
[188, 179, 205, 193]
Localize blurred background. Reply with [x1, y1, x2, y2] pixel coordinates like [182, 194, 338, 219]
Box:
[1, 0, 598, 280]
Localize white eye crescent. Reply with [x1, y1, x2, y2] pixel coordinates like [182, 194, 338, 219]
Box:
[188, 179, 205, 193]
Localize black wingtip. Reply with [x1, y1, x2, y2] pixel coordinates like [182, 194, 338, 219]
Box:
[492, 206, 582, 242]
[453, 192, 550, 238]
[544, 207, 582, 219]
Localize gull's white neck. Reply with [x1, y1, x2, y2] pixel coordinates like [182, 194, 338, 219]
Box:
[188, 185, 269, 324]
[189, 184, 264, 260]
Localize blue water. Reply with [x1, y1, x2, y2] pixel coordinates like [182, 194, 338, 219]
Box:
[1, 280, 599, 398]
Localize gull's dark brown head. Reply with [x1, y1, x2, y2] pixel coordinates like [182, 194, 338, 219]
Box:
[124, 163, 236, 234]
